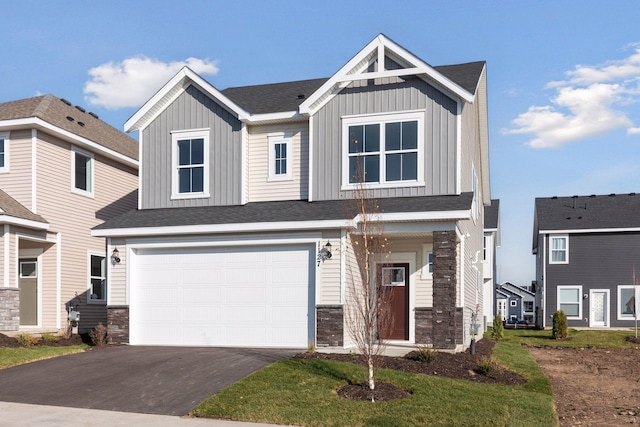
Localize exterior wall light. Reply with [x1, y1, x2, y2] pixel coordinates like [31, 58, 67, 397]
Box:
[317, 241, 332, 265]
[111, 247, 121, 265]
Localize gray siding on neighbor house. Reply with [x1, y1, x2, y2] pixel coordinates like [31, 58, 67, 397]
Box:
[311, 76, 458, 201]
[141, 85, 243, 209]
[544, 232, 640, 327]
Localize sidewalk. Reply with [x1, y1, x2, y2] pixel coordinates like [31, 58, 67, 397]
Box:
[0, 402, 292, 427]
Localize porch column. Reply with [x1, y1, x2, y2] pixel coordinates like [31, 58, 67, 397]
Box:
[432, 230, 460, 349]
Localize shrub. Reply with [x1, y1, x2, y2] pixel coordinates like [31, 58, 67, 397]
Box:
[491, 314, 504, 340]
[16, 333, 39, 347]
[475, 356, 499, 376]
[408, 345, 437, 363]
[89, 322, 109, 346]
[552, 310, 568, 339]
[41, 333, 59, 344]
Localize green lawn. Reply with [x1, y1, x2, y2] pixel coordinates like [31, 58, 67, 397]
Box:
[0, 345, 87, 369]
[192, 341, 557, 427]
[491, 327, 639, 349]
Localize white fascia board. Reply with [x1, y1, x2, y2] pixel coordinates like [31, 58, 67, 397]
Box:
[539, 227, 640, 234]
[243, 111, 306, 124]
[91, 219, 354, 238]
[125, 67, 250, 132]
[0, 215, 49, 230]
[0, 118, 138, 169]
[371, 209, 471, 222]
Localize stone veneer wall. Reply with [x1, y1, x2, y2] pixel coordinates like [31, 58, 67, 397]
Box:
[316, 305, 343, 347]
[107, 306, 129, 344]
[431, 230, 461, 349]
[0, 288, 19, 331]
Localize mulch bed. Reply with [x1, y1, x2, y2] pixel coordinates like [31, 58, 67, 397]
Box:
[0, 332, 86, 348]
[296, 339, 525, 401]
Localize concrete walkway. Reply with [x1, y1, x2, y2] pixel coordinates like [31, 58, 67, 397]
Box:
[1, 402, 293, 426]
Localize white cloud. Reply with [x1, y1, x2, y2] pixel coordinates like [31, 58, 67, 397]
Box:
[84, 56, 219, 109]
[503, 47, 640, 148]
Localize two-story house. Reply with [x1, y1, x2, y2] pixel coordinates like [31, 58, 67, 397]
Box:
[93, 34, 491, 351]
[0, 95, 138, 334]
[482, 200, 500, 328]
[496, 281, 535, 323]
[533, 193, 640, 328]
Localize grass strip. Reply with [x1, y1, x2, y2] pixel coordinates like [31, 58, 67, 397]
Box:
[0, 345, 87, 369]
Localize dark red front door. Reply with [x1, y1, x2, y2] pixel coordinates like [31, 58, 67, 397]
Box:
[378, 263, 409, 340]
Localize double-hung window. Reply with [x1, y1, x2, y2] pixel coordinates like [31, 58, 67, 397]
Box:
[72, 147, 94, 197]
[549, 235, 568, 264]
[171, 129, 210, 199]
[0, 131, 8, 173]
[618, 285, 639, 320]
[268, 133, 292, 181]
[558, 285, 582, 319]
[342, 111, 423, 188]
[88, 254, 106, 303]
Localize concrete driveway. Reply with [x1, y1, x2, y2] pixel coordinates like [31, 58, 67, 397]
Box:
[0, 346, 297, 416]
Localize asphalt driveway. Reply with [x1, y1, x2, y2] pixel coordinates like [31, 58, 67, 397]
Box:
[0, 346, 297, 416]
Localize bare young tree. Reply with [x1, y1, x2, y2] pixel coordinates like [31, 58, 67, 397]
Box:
[344, 176, 393, 400]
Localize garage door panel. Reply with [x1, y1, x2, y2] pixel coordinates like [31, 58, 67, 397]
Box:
[131, 245, 314, 347]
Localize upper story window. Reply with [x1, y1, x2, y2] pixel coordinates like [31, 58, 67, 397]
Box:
[72, 147, 94, 197]
[268, 133, 292, 181]
[171, 129, 210, 199]
[342, 111, 424, 189]
[549, 235, 568, 264]
[0, 131, 9, 173]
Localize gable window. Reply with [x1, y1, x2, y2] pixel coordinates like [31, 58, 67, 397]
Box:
[342, 111, 423, 188]
[171, 129, 210, 199]
[618, 285, 639, 320]
[0, 132, 8, 172]
[88, 254, 106, 303]
[549, 235, 568, 264]
[72, 147, 93, 196]
[268, 134, 292, 181]
[558, 285, 582, 319]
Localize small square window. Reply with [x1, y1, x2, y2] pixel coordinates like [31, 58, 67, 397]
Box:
[20, 261, 37, 278]
[510, 300, 517, 307]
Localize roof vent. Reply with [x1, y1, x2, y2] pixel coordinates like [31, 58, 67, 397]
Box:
[75, 105, 86, 113]
[551, 196, 558, 199]
[572, 195, 578, 198]
[88, 112, 99, 119]
[66, 116, 74, 122]
[589, 194, 596, 197]
[609, 193, 616, 197]
[630, 192, 636, 196]
[297, 94, 305, 99]
[77, 121, 85, 127]
[60, 98, 72, 106]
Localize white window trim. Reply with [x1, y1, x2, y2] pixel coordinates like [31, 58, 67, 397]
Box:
[510, 300, 517, 307]
[557, 285, 582, 320]
[171, 129, 210, 200]
[341, 110, 425, 190]
[471, 164, 478, 223]
[71, 146, 94, 198]
[549, 234, 569, 264]
[0, 131, 9, 173]
[268, 133, 293, 181]
[19, 261, 37, 278]
[87, 251, 106, 304]
[421, 243, 433, 279]
[617, 285, 639, 320]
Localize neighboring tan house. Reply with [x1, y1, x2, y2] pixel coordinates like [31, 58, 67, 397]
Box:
[93, 34, 491, 351]
[495, 281, 534, 323]
[533, 193, 640, 328]
[0, 95, 138, 333]
[482, 199, 500, 328]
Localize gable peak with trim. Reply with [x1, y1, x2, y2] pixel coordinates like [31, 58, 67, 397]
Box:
[125, 33, 486, 132]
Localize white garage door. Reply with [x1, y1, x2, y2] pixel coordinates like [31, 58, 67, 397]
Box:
[130, 245, 314, 347]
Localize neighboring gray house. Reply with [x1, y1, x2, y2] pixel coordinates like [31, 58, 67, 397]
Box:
[93, 34, 492, 351]
[482, 200, 500, 327]
[496, 281, 535, 323]
[533, 193, 640, 328]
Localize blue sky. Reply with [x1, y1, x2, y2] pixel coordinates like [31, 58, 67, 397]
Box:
[3, 1, 640, 285]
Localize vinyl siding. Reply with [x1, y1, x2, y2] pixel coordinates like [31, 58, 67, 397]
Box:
[311, 76, 458, 201]
[107, 239, 127, 306]
[247, 122, 309, 202]
[319, 230, 341, 304]
[140, 85, 242, 209]
[0, 130, 33, 210]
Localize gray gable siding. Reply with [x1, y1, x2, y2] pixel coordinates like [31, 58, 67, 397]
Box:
[544, 232, 640, 328]
[141, 85, 242, 209]
[311, 76, 458, 201]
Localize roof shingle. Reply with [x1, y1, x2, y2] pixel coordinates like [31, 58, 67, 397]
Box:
[0, 189, 47, 224]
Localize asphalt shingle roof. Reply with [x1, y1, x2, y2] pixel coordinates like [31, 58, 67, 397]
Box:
[484, 199, 500, 229]
[434, 61, 485, 95]
[94, 193, 473, 231]
[0, 189, 47, 224]
[535, 193, 640, 231]
[0, 95, 138, 160]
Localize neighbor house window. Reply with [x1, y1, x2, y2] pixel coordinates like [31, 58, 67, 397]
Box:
[618, 285, 638, 320]
[89, 254, 106, 303]
[342, 111, 423, 188]
[421, 243, 433, 279]
[72, 147, 93, 196]
[549, 235, 568, 264]
[558, 285, 582, 319]
[510, 300, 517, 307]
[171, 129, 210, 199]
[268, 134, 292, 181]
[0, 132, 9, 172]
[524, 301, 534, 312]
